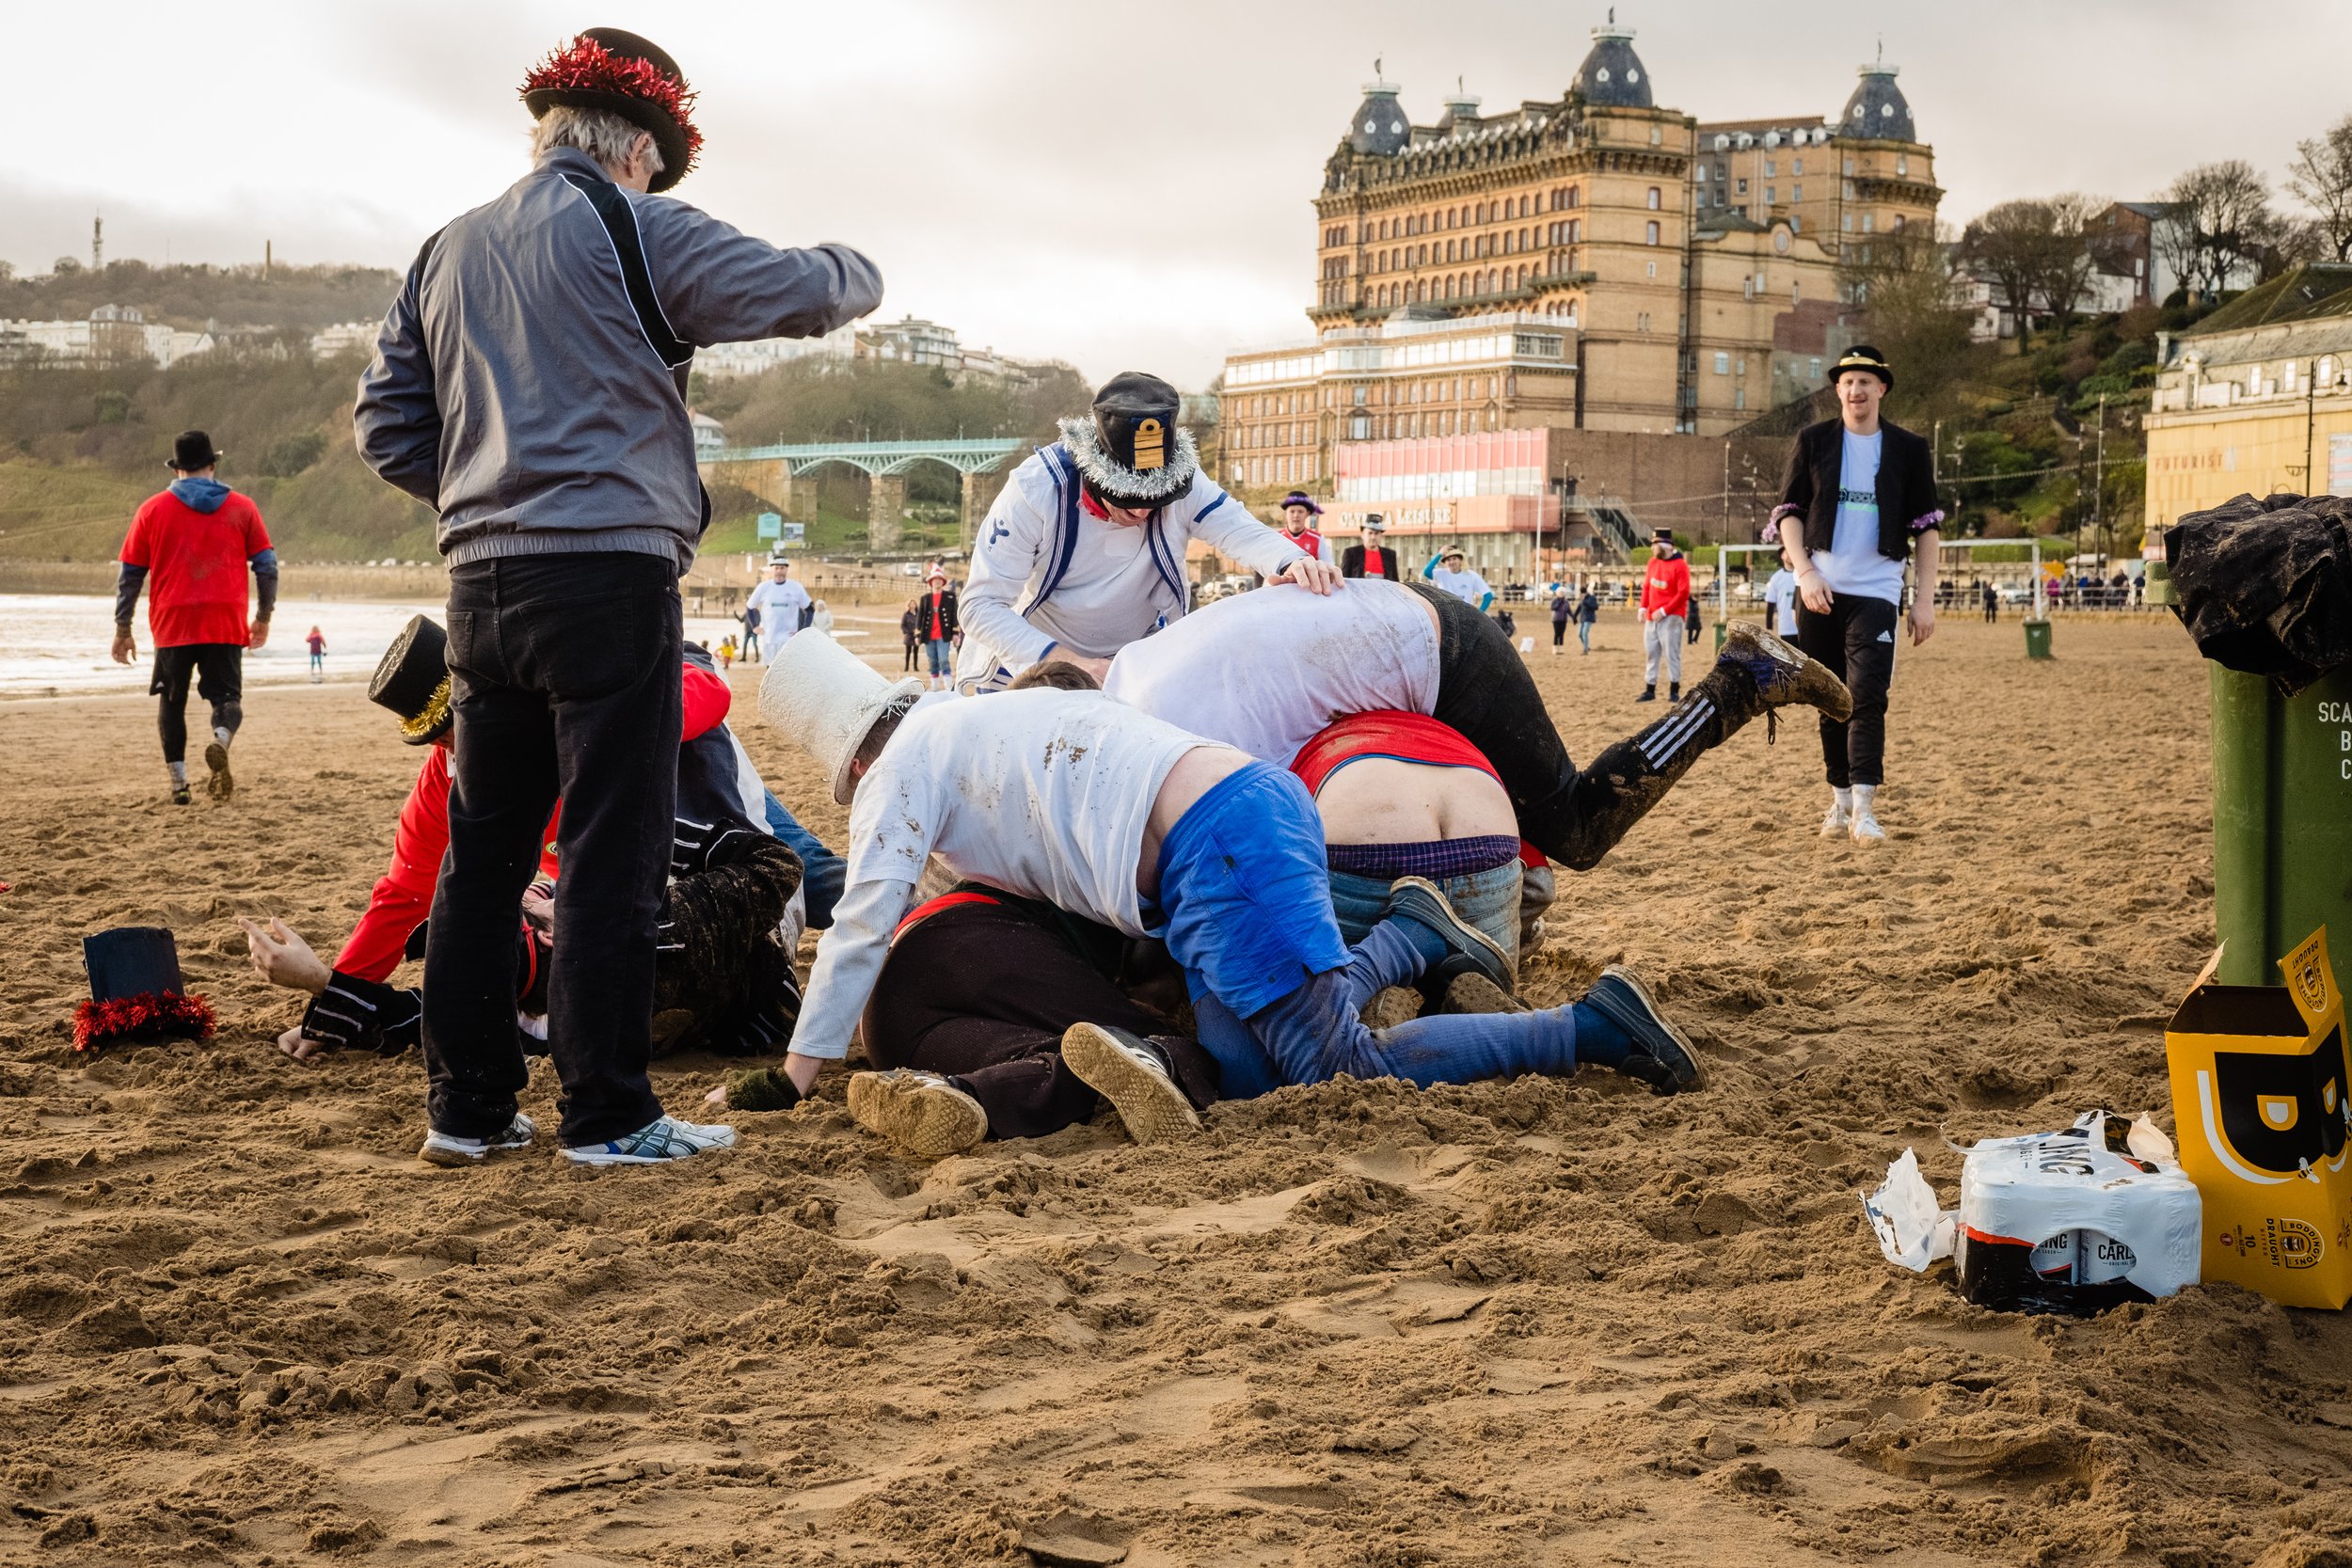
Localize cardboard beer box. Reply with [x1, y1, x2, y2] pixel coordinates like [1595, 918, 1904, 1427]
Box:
[2164, 927, 2352, 1309]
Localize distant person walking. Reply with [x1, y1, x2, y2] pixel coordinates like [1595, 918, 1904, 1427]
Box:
[1772, 344, 1942, 845]
[917, 568, 960, 690]
[1982, 579, 1998, 623]
[353, 25, 882, 1167]
[1575, 586, 1598, 654]
[111, 431, 277, 805]
[1637, 528, 1689, 703]
[306, 626, 326, 681]
[1549, 588, 1570, 655]
[900, 596, 922, 672]
[1764, 561, 1800, 638]
[1686, 578, 1705, 646]
[746, 556, 812, 651]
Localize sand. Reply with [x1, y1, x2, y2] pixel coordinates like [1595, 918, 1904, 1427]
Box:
[2, 616, 2347, 1568]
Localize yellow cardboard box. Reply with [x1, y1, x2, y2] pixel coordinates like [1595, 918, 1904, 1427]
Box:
[2165, 927, 2352, 1308]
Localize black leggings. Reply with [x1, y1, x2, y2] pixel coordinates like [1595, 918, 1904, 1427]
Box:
[1796, 594, 1898, 787]
[1412, 582, 1762, 871]
[150, 643, 243, 765]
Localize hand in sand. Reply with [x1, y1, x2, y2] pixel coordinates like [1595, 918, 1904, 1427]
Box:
[110, 629, 135, 665]
[276, 1023, 332, 1065]
[703, 1049, 825, 1111]
[239, 916, 332, 995]
[1272, 556, 1342, 595]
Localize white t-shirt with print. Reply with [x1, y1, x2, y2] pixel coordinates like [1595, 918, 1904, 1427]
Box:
[790, 689, 1205, 1057]
[747, 578, 813, 640]
[1763, 567, 1800, 635]
[1104, 579, 1442, 768]
[1812, 429, 1905, 605]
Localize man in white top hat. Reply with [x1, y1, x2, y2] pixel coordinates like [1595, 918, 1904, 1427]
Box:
[751, 632, 1705, 1136]
[955, 372, 1340, 692]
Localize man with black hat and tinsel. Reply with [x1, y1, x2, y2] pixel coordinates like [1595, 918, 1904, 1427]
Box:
[111, 431, 277, 806]
[954, 373, 1342, 692]
[353, 27, 882, 1167]
[1771, 344, 1943, 846]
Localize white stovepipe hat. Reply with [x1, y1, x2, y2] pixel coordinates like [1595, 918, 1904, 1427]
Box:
[756, 632, 924, 805]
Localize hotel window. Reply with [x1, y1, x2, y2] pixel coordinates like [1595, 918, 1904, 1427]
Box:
[1897, 154, 1909, 175]
[1735, 388, 1746, 410]
[1645, 221, 1660, 245]
[1843, 156, 1855, 175]
[1842, 214, 1853, 231]
[1793, 156, 1804, 175]
[1737, 178, 1748, 194]
[1646, 186, 1661, 210]
[1764, 159, 1775, 177]
[1713, 352, 1729, 375]
[1765, 186, 1775, 204]
[1790, 214, 1802, 232]
[1862, 213, 1875, 233]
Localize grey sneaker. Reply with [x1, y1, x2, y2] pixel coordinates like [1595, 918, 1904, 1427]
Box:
[562, 1115, 736, 1166]
[1581, 965, 1704, 1094]
[846, 1069, 988, 1157]
[420, 1112, 535, 1167]
[1386, 876, 1513, 992]
[1717, 621, 1851, 721]
[1060, 1023, 1201, 1145]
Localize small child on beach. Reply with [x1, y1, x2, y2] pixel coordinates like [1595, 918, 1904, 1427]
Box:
[306, 626, 326, 682]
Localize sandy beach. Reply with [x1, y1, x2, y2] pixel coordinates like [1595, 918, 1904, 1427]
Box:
[2, 616, 2347, 1567]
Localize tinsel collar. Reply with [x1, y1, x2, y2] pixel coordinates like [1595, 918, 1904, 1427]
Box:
[520, 35, 703, 174]
[1057, 417, 1200, 507]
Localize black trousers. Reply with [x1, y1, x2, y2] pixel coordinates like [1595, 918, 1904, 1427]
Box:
[862, 902, 1218, 1141]
[1412, 582, 1761, 871]
[423, 552, 681, 1145]
[1795, 594, 1899, 788]
[149, 643, 242, 764]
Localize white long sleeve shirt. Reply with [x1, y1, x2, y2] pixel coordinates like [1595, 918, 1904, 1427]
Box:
[790, 689, 1206, 1058]
[953, 445, 1308, 691]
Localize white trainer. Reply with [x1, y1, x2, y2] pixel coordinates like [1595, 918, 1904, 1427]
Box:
[420, 1112, 535, 1167]
[1850, 804, 1886, 844]
[1819, 800, 1851, 837]
[563, 1115, 737, 1166]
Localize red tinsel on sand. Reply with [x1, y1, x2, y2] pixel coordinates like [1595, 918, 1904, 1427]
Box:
[72, 990, 215, 1053]
[520, 35, 703, 172]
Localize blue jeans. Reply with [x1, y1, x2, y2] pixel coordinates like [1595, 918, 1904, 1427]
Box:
[926, 638, 953, 676]
[761, 791, 845, 929]
[1191, 921, 1581, 1097]
[1577, 620, 1592, 652]
[1327, 863, 1521, 965]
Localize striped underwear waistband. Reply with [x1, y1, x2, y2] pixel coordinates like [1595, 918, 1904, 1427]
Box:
[1326, 835, 1523, 881]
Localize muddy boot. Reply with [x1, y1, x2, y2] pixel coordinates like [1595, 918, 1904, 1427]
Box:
[1712, 621, 1851, 723]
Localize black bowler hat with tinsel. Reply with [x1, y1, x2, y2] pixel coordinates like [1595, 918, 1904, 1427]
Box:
[74, 927, 215, 1053]
[520, 27, 702, 194]
[1831, 343, 1894, 389]
[370, 615, 453, 746]
[1060, 372, 1198, 512]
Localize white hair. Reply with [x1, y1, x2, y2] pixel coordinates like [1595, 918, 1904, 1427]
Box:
[530, 105, 662, 177]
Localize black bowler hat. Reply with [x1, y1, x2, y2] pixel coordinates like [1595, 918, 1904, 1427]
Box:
[74, 927, 215, 1053]
[167, 431, 223, 471]
[369, 615, 453, 745]
[1061, 372, 1198, 511]
[521, 27, 701, 194]
[1831, 344, 1894, 389]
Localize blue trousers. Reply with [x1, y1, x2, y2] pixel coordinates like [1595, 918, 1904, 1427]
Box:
[761, 791, 845, 928]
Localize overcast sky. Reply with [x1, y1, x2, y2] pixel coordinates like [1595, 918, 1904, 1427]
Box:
[8, 1, 2351, 386]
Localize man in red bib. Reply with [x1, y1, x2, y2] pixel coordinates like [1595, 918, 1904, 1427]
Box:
[1340, 512, 1399, 580]
[112, 432, 277, 805]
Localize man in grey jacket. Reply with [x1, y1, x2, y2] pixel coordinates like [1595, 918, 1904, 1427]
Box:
[354, 27, 882, 1168]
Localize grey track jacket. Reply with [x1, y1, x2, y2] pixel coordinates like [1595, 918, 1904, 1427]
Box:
[355, 147, 882, 570]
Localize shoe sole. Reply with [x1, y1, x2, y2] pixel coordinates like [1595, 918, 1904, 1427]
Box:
[1061, 1023, 1201, 1145]
[1389, 876, 1515, 990]
[846, 1072, 987, 1157]
[1724, 621, 1853, 721]
[1592, 964, 1705, 1090]
[204, 742, 233, 800]
[1444, 971, 1530, 1015]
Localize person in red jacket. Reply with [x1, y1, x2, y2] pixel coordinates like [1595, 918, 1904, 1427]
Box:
[1637, 527, 1691, 704]
[111, 431, 278, 804]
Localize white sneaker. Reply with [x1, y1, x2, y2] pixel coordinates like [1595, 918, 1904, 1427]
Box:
[1819, 800, 1851, 837]
[563, 1115, 736, 1166]
[420, 1112, 535, 1167]
[1850, 805, 1886, 844]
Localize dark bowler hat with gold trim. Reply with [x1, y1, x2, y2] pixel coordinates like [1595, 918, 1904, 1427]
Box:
[370, 615, 453, 745]
[1059, 372, 1199, 511]
[1831, 343, 1894, 389]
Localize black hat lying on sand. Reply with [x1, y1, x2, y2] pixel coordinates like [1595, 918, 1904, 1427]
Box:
[75, 927, 214, 1052]
[371, 615, 453, 745]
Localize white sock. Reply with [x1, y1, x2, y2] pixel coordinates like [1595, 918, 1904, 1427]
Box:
[167, 759, 188, 785]
[1833, 786, 1854, 813]
[1852, 785, 1877, 814]
[213, 725, 232, 750]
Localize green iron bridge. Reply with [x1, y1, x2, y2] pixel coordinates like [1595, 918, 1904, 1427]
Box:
[699, 437, 1031, 549]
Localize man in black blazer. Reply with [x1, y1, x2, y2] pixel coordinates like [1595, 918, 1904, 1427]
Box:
[1339, 513, 1402, 580]
[1772, 344, 1943, 845]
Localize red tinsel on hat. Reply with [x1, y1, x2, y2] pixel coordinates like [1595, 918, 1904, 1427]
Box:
[520, 35, 703, 171]
[72, 990, 215, 1053]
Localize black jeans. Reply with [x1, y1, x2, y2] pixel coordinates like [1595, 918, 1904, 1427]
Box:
[149, 643, 242, 764]
[1796, 594, 1899, 787]
[423, 551, 682, 1145]
[1412, 582, 1762, 871]
[863, 900, 1218, 1140]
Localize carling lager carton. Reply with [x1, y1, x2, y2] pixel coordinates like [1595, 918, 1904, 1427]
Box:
[2165, 927, 2352, 1309]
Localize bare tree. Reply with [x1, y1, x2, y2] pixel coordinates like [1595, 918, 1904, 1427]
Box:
[2038, 193, 2107, 337]
[1838, 225, 1975, 420]
[2287, 114, 2352, 262]
[2164, 161, 2276, 298]
[1960, 199, 2065, 350]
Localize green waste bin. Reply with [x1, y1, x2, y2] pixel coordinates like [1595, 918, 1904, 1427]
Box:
[2144, 558, 2177, 609]
[2209, 663, 2352, 987]
[2024, 619, 2053, 659]
[1714, 621, 1727, 653]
